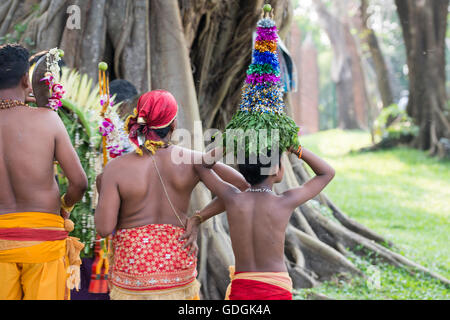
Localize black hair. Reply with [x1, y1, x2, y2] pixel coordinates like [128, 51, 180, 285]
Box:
[238, 150, 282, 186]
[0, 43, 30, 90]
[110, 79, 138, 103]
[153, 126, 172, 139]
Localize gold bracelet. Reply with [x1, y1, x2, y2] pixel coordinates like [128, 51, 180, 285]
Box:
[61, 194, 75, 213]
[193, 211, 204, 224]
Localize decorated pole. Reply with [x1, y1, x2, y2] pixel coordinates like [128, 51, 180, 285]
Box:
[99, 61, 110, 166]
[88, 62, 112, 294]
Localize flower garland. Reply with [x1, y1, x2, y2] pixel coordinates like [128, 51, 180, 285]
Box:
[99, 97, 129, 159]
[40, 48, 65, 111]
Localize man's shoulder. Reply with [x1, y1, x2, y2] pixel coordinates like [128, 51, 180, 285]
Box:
[103, 152, 138, 173]
[28, 106, 57, 115]
[13, 107, 63, 133]
[169, 145, 203, 164]
[170, 144, 199, 155]
[26, 107, 62, 123]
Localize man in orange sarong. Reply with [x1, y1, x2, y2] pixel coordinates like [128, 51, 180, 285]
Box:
[95, 90, 249, 300]
[0, 44, 88, 300]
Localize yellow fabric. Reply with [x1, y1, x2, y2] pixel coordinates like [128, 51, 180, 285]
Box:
[0, 212, 67, 264]
[143, 140, 165, 155]
[0, 212, 65, 229]
[0, 212, 84, 299]
[109, 279, 201, 300]
[0, 258, 67, 300]
[225, 266, 293, 300]
[0, 240, 67, 264]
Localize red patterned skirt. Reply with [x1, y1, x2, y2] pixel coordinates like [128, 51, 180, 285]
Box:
[109, 224, 200, 300]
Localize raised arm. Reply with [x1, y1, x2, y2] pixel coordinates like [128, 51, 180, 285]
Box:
[281, 147, 335, 210]
[195, 163, 240, 204]
[212, 162, 250, 191]
[191, 149, 249, 219]
[180, 162, 243, 254]
[94, 166, 121, 238]
[190, 162, 248, 222]
[54, 114, 88, 218]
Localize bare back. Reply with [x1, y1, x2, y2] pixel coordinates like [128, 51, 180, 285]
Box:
[0, 106, 60, 215]
[96, 145, 201, 233]
[226, 192, 292, 273]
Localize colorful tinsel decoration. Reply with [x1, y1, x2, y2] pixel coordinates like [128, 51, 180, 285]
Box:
[224, 13, 300, 158]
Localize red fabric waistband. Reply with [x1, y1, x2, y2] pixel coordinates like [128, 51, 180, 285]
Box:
[230, 279, 293, 300]
[0, 228, 68, 241]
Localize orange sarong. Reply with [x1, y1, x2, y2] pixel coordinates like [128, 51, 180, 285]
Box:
[0, 212, 84, 300]
[225, 266, 293, 300]
[109, 224, 200, 300]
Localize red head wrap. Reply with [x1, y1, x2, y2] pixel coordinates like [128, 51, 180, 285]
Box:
[125, 90, 178, 153]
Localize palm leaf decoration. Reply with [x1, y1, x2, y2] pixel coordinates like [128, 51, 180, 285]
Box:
[59, 67, 103, 146]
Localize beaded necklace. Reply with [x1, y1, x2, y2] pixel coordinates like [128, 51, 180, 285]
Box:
[0, 99, 27, 110]
[246, 187, 274, 194]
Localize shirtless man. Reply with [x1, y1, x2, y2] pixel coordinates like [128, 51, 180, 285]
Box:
[95, 90, 249, 300]
[0, 44, 88, 300]
[182, 148, 335, 300]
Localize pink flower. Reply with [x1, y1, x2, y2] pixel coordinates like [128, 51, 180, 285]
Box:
[52, 84, 65, 97]
[40, 75, 54, 86]
[107, 145, 124, 158]
[99, 118, 115, 136]
[47, 98, 62, 111]
[100, 95, 114, 107]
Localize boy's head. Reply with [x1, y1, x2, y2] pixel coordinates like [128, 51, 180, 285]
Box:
[110, 79, 139, 120]
[30, 51, 51, 107]
[29, 50, 66, 108]
[238, 151, 284, 186]
[0, 44, 31, 98]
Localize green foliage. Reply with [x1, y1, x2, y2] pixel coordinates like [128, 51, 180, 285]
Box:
[222, 111, 299, 158]
[57, 107, 98, 258]
[0, 22, 35, 47]
[374, 104, 419, 141]
[295, 254, 449, 300]
[297, 130, 450, 299]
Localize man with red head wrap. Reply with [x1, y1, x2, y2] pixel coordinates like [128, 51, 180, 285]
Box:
[95, 90, 249, 300]
[126, 90, 178, 155]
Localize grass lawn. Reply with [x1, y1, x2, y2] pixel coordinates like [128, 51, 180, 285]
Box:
[294, 129, 450, 300]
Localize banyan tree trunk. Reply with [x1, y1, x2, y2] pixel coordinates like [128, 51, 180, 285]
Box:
[395, 0, 450, 156]
[360, 0, 395, 110]
[313, 0, 363, 130]
[1, 0, 448, 299]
